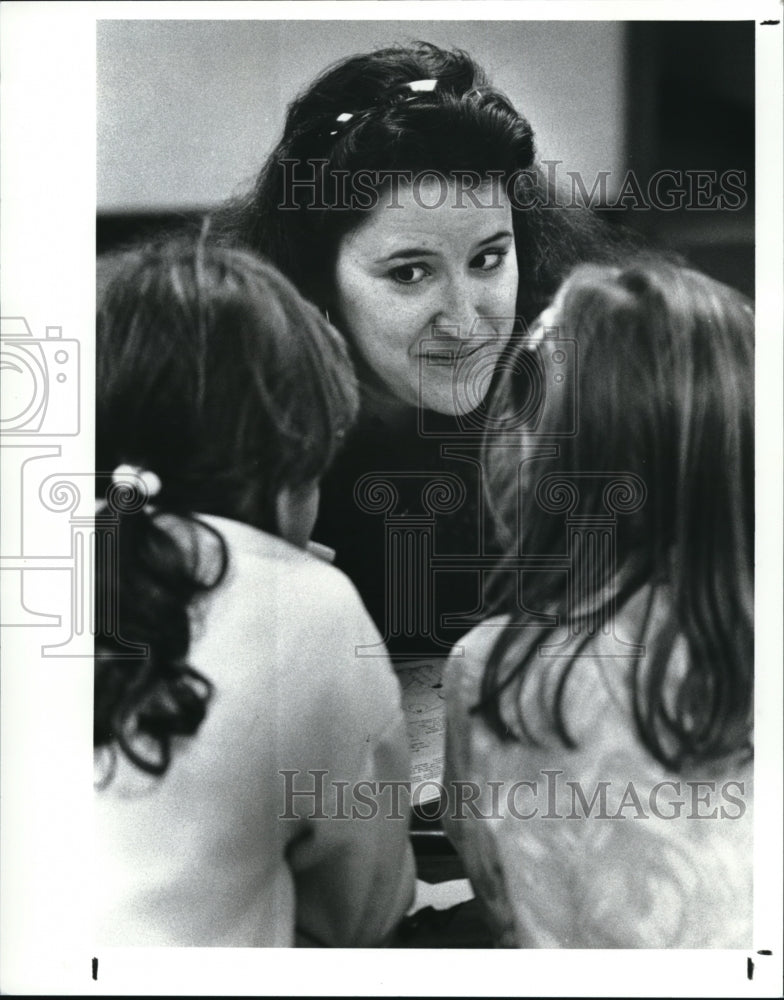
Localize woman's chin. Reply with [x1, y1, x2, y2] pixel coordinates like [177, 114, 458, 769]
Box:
[421, 352, 501, 418]
[419, 372, 495, 417]
[359, 376, 489, 423]
[421, 392, 488, 420]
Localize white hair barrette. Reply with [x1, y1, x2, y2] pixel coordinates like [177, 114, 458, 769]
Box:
[112, 463, 162, 501]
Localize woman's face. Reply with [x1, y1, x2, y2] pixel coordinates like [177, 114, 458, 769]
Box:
[333, 178, 518, 416]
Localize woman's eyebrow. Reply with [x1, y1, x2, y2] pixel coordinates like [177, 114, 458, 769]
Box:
[375, 229, 514, 264]
[475, 229, 514, 248]
[375, 246, 438, 263]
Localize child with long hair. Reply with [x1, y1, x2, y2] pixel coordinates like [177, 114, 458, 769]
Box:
[442, 259, 753, 947]
[94, 238, 415, 946]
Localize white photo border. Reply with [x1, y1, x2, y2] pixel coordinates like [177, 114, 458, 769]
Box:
[1, 1, 781, 995]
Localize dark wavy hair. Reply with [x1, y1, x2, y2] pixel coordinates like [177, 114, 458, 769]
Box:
[476, 258, 754, 770]
[213, 41, 632, 333]
[95, 238, 359, 778]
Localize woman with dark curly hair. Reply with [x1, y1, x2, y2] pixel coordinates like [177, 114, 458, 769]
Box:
[94, 237, 414, 946]
[213, 41, 635, 663]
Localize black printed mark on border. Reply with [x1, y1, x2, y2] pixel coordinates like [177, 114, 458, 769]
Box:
[748, 950, 773, 980]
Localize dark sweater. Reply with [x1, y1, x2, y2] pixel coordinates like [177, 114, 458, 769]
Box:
[314, 407, 501, 662]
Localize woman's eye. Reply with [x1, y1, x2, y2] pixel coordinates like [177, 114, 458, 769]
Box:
[471, 249, 508, 272]
[390, 263, 429, 285]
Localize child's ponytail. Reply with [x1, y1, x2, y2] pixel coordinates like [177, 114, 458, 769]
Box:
[94, 483, 228, 779]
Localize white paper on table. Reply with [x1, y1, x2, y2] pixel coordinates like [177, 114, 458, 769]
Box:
[407, 878, 474, 915]
[394, 659, 447, 798]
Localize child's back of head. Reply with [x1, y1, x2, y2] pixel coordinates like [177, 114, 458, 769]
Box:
[443, 257, 754, 949]
[94, 240, 415, 949]
[480, 256, 754, 771]
[97, 237, 358, 530]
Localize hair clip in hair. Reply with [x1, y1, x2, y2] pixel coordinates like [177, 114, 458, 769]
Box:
[402, 79, 438, 94]
[391, 79, 441, 106]
[329, 112, 355, 136]
[112, 463, 162, 501]
[327, 79, 442, 139]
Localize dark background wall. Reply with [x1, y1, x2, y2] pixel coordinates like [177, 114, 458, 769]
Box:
[621, 21, 754, 297]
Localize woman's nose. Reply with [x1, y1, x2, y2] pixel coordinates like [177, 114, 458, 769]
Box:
[431, 278, 479, 340]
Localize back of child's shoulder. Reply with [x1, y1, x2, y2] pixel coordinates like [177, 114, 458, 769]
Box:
[204, 519, 394, 710]
[443, 615, 510, 702]
[205, 519, 367, 633]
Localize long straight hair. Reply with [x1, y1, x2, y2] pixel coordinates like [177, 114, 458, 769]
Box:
[477, 259, 754, 771]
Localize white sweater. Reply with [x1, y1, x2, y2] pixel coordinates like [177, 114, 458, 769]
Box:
[94, 514, 415, 947]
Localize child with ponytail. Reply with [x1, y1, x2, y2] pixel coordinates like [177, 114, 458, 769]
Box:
[94, 238, 414, 946]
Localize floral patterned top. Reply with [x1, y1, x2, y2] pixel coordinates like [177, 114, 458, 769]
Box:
[442, 589, 752, 948]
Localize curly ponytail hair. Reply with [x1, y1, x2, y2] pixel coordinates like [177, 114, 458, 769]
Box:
[93, 501, 227, 779]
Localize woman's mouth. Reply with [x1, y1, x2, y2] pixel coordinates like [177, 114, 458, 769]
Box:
[419, 340, 492, 366]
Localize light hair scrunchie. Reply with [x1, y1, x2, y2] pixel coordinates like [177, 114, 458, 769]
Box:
[112, 463, 162, 501]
